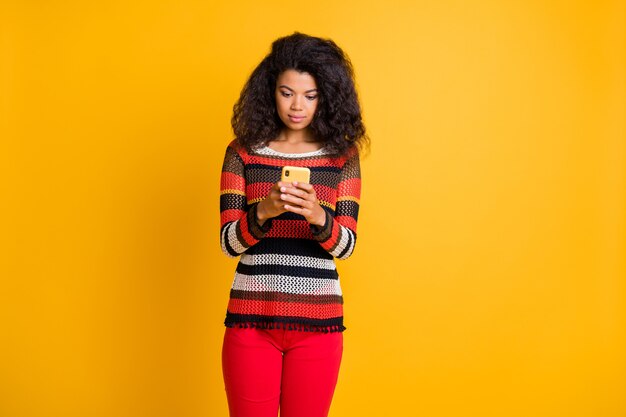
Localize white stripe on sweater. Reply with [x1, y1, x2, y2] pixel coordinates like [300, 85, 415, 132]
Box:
[221, 223, 237, 258]
[225, 221, 246, 255]
[336, 226, 355, 260]
[329, 225, 350, 258]
[239, 253, 336, 270]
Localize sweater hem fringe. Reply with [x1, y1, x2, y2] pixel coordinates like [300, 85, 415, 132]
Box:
[225, 321, 346, 333]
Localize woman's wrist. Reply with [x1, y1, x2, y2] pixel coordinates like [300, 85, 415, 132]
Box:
[256, 201, 268, 225]
[311, 207, 327, 227]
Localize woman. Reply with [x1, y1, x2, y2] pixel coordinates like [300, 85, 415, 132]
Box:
[219, 31, 369, 417]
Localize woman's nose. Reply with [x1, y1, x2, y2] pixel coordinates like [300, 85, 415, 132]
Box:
[290, 96, 303, 110]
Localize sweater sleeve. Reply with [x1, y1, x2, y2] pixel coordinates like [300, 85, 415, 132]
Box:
[310, 148, 361, 260]
[219, 142, 272, 258]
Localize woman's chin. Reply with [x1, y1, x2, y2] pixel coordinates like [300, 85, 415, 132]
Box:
[283, 123, 310, 131]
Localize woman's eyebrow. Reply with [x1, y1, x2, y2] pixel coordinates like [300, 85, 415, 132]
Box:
[278, 85, 318, 93]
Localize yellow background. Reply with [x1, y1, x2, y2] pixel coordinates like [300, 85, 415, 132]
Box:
[1, 1, 624, 416]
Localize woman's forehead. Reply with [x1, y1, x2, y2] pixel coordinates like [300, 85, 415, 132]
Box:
[277, 69, 317, 89]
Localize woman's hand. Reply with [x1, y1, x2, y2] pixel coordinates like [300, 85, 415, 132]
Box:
[279, 181, 326, 227]
[256, 181, 290, 225]
[256, 181, 326, 227]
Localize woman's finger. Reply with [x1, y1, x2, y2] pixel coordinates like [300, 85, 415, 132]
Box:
[280, 185, 308, 199]
[280, 192, 310, 208]
[281, 184, 316, 201]
[276, 181, 294, 189]
[284, 204, 311, 215]
[293, 181, 314, 192]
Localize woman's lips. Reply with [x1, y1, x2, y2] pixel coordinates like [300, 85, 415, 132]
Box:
[289, 115, 305, 123]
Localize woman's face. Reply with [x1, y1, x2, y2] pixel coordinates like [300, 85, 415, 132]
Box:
[274, 69, 319, 133]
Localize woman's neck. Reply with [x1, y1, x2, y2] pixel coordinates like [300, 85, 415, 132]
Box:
[269, 129, 322, 153]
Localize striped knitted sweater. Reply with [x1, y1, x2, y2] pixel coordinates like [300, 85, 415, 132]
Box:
[219, 140, 361, 333]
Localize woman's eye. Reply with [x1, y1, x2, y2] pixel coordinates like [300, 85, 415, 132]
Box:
[280, 91, 316, 100]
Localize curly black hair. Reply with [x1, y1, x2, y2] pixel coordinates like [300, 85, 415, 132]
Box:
[231, 32, 369, 157]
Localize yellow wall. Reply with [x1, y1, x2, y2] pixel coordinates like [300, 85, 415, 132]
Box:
[1, 1, 624, 416]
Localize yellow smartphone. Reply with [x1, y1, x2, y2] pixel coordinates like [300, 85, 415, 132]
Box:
[281, 166, 310, 184]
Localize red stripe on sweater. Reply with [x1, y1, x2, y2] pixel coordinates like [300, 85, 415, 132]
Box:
[246, 183, 337, 206]
[237, 213, 259, 246]
[313, 184, 337, 204]
[221, 209, 244, 227]
[336, 216, 357, 232]
[264, 219, 314, 239]
[221, 171, 245, 191]
[246, 182, 274, 200]
[320, 219, 341, 250]
[338, 178, 361, 199]
[227, 298, 343, 319]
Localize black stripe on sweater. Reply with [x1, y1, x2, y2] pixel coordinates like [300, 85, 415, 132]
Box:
[236, 263, 338, 280]
[246, 164, 342, 174]
[225, 312, 344, 327]
[246, 238, 334, 259]
[230, 290, 343, 304]
[220, 194, 247, 211]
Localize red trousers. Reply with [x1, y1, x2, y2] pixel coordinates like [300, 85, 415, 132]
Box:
[221, 326, 343, 417]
